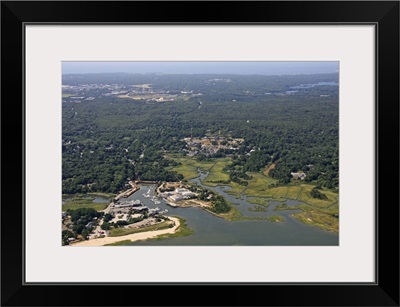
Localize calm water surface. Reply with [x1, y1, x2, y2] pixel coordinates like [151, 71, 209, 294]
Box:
[126, 171, 338, 246]
[290, 81, 339, 89]
[92, 196, 110, 203]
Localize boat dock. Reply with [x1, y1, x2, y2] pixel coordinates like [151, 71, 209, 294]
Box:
[115, 181, 140, 200]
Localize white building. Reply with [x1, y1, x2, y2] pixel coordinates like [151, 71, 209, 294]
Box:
[291, 172, 306, 180]
[169, 194, 185, 202]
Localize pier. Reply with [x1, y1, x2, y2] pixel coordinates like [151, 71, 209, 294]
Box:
[115, 181, 140, 200]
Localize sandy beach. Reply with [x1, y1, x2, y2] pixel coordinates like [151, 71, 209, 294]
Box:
[70, 216, 180, 246]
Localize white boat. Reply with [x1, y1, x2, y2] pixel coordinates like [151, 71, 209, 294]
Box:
[143, 188, 151, 198]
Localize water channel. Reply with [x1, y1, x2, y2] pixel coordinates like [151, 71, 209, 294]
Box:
[285, 81, 339, 94]
[125, 171, 338, 246]
[290, 81, 339, 89]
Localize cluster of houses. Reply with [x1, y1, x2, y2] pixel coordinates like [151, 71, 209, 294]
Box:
[62, 191, 174, 243]
[182, 135, 243, 157]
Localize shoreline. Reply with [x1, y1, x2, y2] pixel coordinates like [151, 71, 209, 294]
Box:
[70, 216, 180, 246]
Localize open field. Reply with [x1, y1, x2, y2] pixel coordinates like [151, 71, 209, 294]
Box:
[265, 184, 338, 208]
[247, 198, 269, 208]
[169, 163, 200, 179]
[268, 215, 285, 222]
[62, 197, 109, 211]
[169, 156, 338, 232]
[263, 163, 276, 175]
[87, 192, 115, 198]
[63, 193, 114, 200]
[219, 181, 247, 196]
[240, 173, 277, 197]
[293, 211, 338, 232]
[274, 203, 299, 211]
[209, 172, 277, 198]
[109, 220, 173, 237]
[248, 205, 267, 212]
[202, 158, 231, 184]
[274, 200, 338, 232]
[170, 155, 336, 207]
[265, 184, 338, 232]
[177, 199, 212, 208]
[167, 155, 216, 179]
[216, 205, 243, 221]
[117, 94, 156, 100]
[62, 203, 108, 211]
[132, 84, 152, 88]
[117, 92, 178, 102]
[226, 180, 338, 232]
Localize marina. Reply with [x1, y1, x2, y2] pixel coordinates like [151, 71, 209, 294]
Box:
[123, 176, 338, 246]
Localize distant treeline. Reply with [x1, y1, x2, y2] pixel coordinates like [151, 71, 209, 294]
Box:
[62, 73, 338, 194]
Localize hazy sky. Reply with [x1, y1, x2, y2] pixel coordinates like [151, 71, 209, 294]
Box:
[62, 61, 339, 75]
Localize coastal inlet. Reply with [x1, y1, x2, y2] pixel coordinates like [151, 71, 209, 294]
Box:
[124, 179, 338, 246]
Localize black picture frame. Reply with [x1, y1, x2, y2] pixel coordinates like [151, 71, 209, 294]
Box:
[1, 1, 399, 306]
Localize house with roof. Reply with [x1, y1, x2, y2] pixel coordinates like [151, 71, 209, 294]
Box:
[291, 172, 306, 180]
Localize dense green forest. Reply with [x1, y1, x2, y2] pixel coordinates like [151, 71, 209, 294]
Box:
[62, 73, 338, 194]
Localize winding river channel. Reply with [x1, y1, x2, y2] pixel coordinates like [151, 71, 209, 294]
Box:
[126, 171, 338, 246]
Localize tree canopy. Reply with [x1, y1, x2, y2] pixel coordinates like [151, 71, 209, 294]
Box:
[63, 72, 339, 194]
